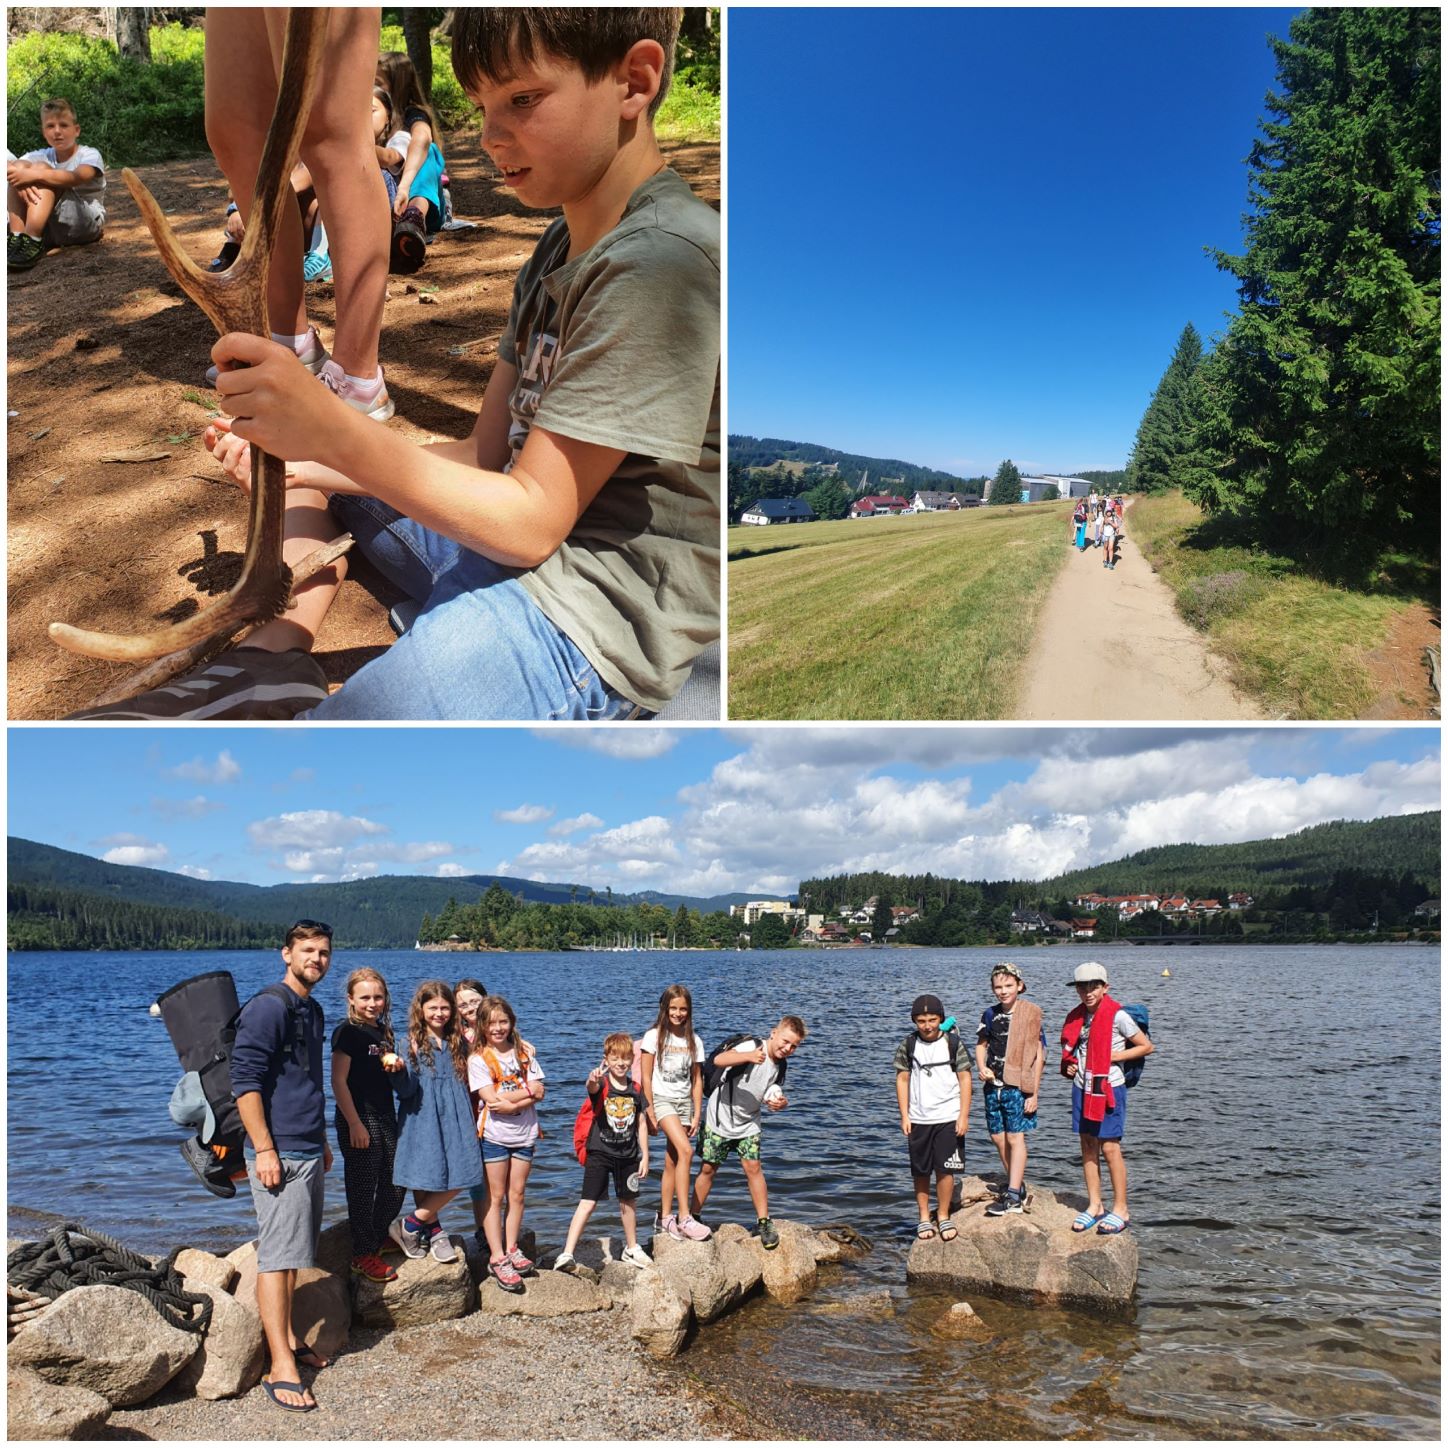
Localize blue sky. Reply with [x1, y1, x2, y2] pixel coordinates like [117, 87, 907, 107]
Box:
[728, 5, 1301, 476]
[6, 727, 1437, 896]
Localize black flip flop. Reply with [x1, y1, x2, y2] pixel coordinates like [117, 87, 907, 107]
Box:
[294, 1346, 330, 1370]
[263, 1378, 316, 1413]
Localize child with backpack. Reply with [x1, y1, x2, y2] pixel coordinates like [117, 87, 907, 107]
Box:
[553, 1032, 652, 1274]
[640, 984, 710, 1242]
[388, 980, 483, 1265]
[1060, 963, 1153, 1236]
[893, 994, 971, 1241]
[468, 995, 545, 1292]
[689, 1017, 806, 1250]
[974, 963, 1046, 1217]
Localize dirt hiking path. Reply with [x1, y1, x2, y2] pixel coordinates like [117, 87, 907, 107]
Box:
[1018, 504, 1266, 721]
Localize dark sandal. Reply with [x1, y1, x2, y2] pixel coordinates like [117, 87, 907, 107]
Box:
[262, 1378, 316, 1413]
[938, 1218, 958, 1241]
[915, 1219, 937, 1240]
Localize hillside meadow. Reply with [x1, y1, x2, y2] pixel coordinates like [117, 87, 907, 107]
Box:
[728, 504, 1070, 719]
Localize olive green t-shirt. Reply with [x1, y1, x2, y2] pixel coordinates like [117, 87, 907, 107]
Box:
[498, 168, 720, 712]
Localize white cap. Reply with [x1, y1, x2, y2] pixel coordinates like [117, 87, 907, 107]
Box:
[1071, 962, 1109, 987]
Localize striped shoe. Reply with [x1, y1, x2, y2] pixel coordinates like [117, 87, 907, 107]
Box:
[64, 647, 328, 720]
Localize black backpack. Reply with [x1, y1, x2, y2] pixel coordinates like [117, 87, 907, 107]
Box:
[903, 1027, 965, 1073]
[701, 1032, 787, 1100]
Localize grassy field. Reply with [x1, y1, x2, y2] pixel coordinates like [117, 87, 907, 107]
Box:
[1128, 492, 1430, 718]
[728, 505, 1071, 719]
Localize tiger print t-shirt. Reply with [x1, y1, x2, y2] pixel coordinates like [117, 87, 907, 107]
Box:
[585, 1076, 646, 1162]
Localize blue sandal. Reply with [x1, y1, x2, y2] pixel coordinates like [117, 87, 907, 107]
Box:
[1096, 1212, 1130, 1235]
[1071, 1211, 1103, 1233]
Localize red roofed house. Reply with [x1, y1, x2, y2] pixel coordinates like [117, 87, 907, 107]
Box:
[850, 495, 909, 518]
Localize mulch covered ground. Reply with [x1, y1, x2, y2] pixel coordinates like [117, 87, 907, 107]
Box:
[7, 135, 718, 719]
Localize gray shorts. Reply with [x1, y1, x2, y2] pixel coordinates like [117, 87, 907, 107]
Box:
[248, 1153, 324, 1272]
[654, 1094, 694, 1127]
[44, 194, 104, 246]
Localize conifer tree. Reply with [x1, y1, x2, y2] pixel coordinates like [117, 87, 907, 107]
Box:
[989, 458, 1022, 504]
[1126, 323, 1206, 494]
[1195, 8, 1440, 547]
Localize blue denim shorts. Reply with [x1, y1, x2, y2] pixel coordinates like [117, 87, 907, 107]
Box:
[1072, 1083, 1127, 1140]
[481, 1138, 536, 1164]
[984, 1084, 1038, 1136]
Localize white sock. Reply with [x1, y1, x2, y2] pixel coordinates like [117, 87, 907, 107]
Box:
[344, 367, 383, 391]
[270, 330, 311, 351]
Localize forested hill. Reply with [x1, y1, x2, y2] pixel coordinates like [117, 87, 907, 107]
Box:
[6, 839, 751, 951]
[801, 812, 1441, 910]
[728, 435, 974, 491]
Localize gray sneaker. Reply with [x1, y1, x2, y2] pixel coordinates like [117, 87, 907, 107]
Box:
[428, 1228, 458, 1264]
[388, 1216, 427, 1260]
[758, 1217, 780, 1250]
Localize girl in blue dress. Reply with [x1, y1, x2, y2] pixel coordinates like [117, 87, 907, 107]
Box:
[388, 980, 482, 1264]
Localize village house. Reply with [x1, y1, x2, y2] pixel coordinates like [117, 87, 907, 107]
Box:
[910, 489, 977, 512]
[739, 497, 816, 526]
[1070, 917, 1098, 939]
[849, 494, 910, 518]
[729, 899, 802, 925]
[1227, 892, 1254, 910]
[1010, 908, 1052, 934]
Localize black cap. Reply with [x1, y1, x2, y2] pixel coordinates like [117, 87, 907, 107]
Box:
[911, 993, 945, 1019]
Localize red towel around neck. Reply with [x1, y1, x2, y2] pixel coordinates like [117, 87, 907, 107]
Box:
[1060, 995, 1119, 1121]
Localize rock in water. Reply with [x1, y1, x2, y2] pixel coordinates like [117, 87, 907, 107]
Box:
[931, 1300, 992, 1339]
[651, 1233, 741, 1323]
[906, 1176, 1138, 1313]
[7, 1365, 112, 1440]
[8, 1284, 200, 1406]
[171, 1280, 265, 1400]
[630, 1268, 692, 1358]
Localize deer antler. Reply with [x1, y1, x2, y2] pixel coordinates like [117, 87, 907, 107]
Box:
[48, 9, 328, 662]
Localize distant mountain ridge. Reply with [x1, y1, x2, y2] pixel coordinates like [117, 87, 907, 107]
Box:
[728, 434, 976, 490]
[6, 839, 755, 949]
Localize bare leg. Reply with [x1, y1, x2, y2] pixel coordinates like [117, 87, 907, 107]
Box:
[689, 1160, 717, 1216]
[619, 1197, 638, 1249]
[912, 1174, 932, 1223]
[740, 1157, 769, 1220]
[256, 1269, 312, 1408]
[659, 1115, 694, 1221]
[241, 487, 347, 652]
[1100, 1140, 1129, 1219]
[935, 1173, 954, 1224]
[1007, 1132, 1027, 1192]
[1080, 1135, 1105, 1217]
[560, 1198, 597, 1259]
[503, 1156, 532, 1252]
[483, 1157, 510, 1259]
[989, 1129, 1009, 1174]
[410, 1187, 459, 1227]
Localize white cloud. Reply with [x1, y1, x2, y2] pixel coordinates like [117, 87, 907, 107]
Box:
[165, 750, 242, 785]
[247, 810, 388, 851]
[535, 729, 679, 760]
[246, 809, 458, 880]
[152, 795, 223, 820]
[495, 804, 554, 825]
[436, 862, 471, 878]
[549, 812, 604, 837]
[176, 865, 213, 880]
[100, 834, 169, 867]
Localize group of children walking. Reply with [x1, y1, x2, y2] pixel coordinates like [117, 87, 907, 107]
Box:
[331, 971, 806, 1292]
[1072, 491, 1125, 569]
[896, 960, 1153, 1241]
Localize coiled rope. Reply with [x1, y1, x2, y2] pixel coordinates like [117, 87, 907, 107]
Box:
[7, 1222, 213, 1335]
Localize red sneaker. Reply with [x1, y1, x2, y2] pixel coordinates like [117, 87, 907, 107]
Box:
[350, 1252, 398, 1282]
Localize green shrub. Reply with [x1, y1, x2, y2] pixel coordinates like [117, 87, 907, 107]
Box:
[6, 24, 208, 167]
[1178, 570, 1268, 630]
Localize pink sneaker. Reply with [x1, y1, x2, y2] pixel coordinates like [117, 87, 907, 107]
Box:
[662, 1214, 682, 1240]
[318, 357, 396, 421]
[489, 1256, 524, 1293]
[205, 326, 329, 389]
[506, 1246, 536, 1276]
[677, 1215, 712, 1241]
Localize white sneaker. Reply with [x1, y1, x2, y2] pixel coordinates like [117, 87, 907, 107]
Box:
[318, 357, 395, 421]
[621, 1244, 651, 1270]
[428, 1229, 458, 1264]
[206, 326, 329, 388]
[388, 1216, 426, 1260]
[553, 1251, 580, 1274]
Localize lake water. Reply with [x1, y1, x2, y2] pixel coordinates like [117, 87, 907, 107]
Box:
[7, 944, 1439, 1438]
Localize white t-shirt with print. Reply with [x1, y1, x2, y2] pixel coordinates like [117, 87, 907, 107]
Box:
[902, 1034, 963, 1124]
[639, 1026, 705, 1104]
[469, 1045, 545, 1146]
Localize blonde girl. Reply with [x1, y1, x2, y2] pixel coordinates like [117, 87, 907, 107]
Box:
[389, 980, 482, 1263]
[453, 978, 490, 1249]
[640, 985, 710, 1240]
[469, 995, 545, 1292]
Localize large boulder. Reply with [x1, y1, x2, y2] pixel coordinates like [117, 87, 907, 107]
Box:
[7, 1365, 112, 1440]
[171, 1281, 265, 1400]
[651, 1233, 743, 1323]
[174, 1247, 237, 1293]
[477, 1270, 611, 1317]
[355, 1238, 477, 1327]
[629, 1268, 692, 1358]
[228, 1237, 351, 1359]
[710, 1224, 765, 1304]
[8, 1285, 200, 1406]
[906, 1176, 1138, 1313]
[710, 1218, 819, 1304]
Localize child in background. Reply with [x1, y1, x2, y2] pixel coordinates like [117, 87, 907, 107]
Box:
[370, 86, 403, 211]
[388, 980, 482, 1263]
[893, 993, 971, 1241]
[975, 963, 1045, 1216]
[1103, 513, 1118, 570]
[453, 978, 490, 1253]
[554, 1032, 652, 1273]
[331, 967, 407, 1281]
[470, 995, 545, 1292]
[1061, 962, 1153, 1236]
[374, 50, 446, 273]
[7, 98, 105, 272]
[640, 985, 710, 1241]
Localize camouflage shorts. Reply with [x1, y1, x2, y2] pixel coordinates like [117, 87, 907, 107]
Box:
[700, 1126, 761, 1165]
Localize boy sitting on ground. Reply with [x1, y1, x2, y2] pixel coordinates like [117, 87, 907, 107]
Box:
[1060, 962, 1153, 1236]
[894, 993, 971, 1242]
[72, 7, 719, 722]
[689, 1017, 805, 1250]
[554, 1032, 651, 1274]
[975, 962, 1045, 1216]
[7, 98, 105, 272]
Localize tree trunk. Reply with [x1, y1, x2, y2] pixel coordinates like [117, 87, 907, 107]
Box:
[108, 7, 151, 62]
[401, 9, 433, 101]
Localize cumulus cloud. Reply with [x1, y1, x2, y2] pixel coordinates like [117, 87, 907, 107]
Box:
[176, 865, 213, 880]
[246, 810, 454, 881]
[535, 729, 679, 760]
[152, 795, 224, 820]
[495, 804, 554, 825]
[99, 833, 169, 868]
[247, 810, 388, 851]
[549, 812, 604, 837]
[165, 750, 242, 785]
[436, 862, 471, 878]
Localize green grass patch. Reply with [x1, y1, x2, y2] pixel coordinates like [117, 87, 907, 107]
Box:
[728, 505, 1071, 719]
[1128, 492, 1416, 718]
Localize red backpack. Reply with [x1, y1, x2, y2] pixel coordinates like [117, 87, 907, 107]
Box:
[571, 1040, 644, 1163]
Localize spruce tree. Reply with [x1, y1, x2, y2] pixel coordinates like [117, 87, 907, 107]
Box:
[989, 458, 1022, 504]
[1126, 323, 1206, 493]
[1197, 8, 1440, 547]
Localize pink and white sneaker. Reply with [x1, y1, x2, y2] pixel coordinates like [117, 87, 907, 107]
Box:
[677, 1216, 712, 1241]
[205, 325, 329, 389]
[318, 357, 395, 421]
[506, 1245, 536, 1277]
